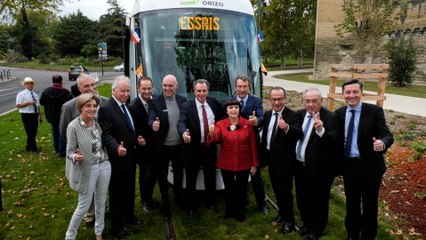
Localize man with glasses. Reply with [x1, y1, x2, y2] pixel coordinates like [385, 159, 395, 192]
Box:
[261, 87, 302, 234]
[294, 88, 339, 240]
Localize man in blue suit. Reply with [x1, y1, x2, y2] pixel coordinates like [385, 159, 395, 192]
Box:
[233, 74, 268, 215]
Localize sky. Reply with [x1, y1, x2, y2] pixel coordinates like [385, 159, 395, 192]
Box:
[58, 0, 135, 20]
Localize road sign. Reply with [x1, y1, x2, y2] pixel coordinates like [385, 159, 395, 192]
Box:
[98, 42, 108, 60]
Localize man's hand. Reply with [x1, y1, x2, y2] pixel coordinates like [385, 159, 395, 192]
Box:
[372, 137, 385, 152]
[248, 110, 258, 126]
[277, 115, 288, 131]
[74, 148, 84, 164]
[313, 112, 323, 132]
[137, 135, 146, 146]
[152, 117, 160, 132]
[183, 129, 191, 143]
[117, 141, 127, 156]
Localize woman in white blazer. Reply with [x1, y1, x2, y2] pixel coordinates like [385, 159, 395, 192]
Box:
[65, 93, 111, 240]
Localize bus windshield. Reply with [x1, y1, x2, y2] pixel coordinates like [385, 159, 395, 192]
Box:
[136, 9, 261, 101]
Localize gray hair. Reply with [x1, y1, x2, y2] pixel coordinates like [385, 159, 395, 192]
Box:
[234, 74, 251, 85]
[77, 73, 95, 88]
[112, 75, 130, 91]
[303, 87, 323, 99]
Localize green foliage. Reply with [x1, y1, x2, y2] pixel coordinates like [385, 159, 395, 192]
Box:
[411, 140, 426, 161]
[334, 0, 405, 62]
[52, 10, 97, 57]
[3, 49, 27, 63]
[386, 37, 417, 87]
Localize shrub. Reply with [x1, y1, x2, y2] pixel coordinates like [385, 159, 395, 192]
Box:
[3, 49, 28, 63]
[386, 37, 417, 87]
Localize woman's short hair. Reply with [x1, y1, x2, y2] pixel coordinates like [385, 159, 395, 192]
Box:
[77, 93, 100, 111]
[223, 99, 241, 108]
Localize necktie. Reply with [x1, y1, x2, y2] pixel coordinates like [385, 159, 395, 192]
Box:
[296, 114, 313, 161]
[270, 112, 279, 149]
[144, 103, 149, 113]
[121, 104, 134, 131]
[240, 100, 245, 112]
[344, 109, 356, 158]
[30, 91, 37, 113]
[202, 104, 209, 147]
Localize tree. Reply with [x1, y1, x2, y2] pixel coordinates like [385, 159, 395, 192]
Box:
[0, 0, 66, 17]
[334, 0, 406, 63]
[386, 37, 417, 87]
[96, 0, 127, 58]
[52, 11, 97, 57]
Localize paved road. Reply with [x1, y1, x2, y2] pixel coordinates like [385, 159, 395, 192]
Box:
[264, 69, 426, 117]
[0, 67, 120, 115]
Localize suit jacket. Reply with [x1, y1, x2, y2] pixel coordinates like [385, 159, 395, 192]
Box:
[177, 97, 224, 146]
[261, 107, 303, 175]
[148, 94, 187, 150]
[128, 96, 153, 154]
[235, 94, 264, 129]
[297, 107, 339, 179]
[98, 97, 137, 172]
[59, 95, 108, 142]
[335, 102, 394, 175]
[208, 117, 259, 171]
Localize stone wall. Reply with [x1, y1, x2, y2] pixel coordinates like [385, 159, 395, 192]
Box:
[314, 0, 426, 84]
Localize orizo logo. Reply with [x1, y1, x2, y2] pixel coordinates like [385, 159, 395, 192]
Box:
[202, 1, 224, 7]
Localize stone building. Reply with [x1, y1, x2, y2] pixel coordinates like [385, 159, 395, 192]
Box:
[314, 0, 426, 84]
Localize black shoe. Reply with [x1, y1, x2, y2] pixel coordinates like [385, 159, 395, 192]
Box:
[111, 229, 130, 239]
[305, 233, 319, 240]
[259, 204, 269, 216]
[272, 215, 284, 224]
[85, 219, 95, 229]
[125, 216, 142, 225]
[142, 202, 153, 213]
[282, 222, 296, 234]
[299, 225, 309, 236]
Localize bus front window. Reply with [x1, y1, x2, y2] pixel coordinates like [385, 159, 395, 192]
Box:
[139, 9, 260, 100]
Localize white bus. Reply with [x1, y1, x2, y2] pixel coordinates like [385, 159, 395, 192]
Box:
[128, 0, 263, 99]
[127, 0, 262, 189]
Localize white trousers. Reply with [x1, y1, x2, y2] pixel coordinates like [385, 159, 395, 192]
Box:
[65, 161, 111, 239]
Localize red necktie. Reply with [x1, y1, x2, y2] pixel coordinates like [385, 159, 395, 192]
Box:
[202, 104, 209, 147]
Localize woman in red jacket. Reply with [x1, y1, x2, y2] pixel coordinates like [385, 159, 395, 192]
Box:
[208, 99, 258, 221]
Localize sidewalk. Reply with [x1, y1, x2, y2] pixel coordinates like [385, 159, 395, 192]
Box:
[263, 69, 426, 117]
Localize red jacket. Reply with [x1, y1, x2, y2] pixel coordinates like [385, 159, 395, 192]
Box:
[208, 117, 258, 171]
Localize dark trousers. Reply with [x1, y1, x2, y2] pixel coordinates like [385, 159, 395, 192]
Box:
[249, 169, 266, 208]
[109, 166, 136, 232]
[268, 161, 295, 224]
[136, 150, 157, 205]
[184, 144, 217, 210]
[295, 161, 334, 237]
[221, 169, 250, 219]
[51, 122, 65, 156]
[344, 159, 383, 240]
[21, 113, 38, 152]
[156, 144, 184, 205]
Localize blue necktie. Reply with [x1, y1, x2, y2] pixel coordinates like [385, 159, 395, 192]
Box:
[344, 110, 356, 158]
[121, 104, 134, 132]
[30, 91, 37, 113]
[240, 100, 245, 112]
[296, 114, 313, 161]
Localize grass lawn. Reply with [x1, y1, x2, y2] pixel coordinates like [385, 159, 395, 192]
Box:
[276, 73, 426, 99]
[0, 83, 401, 240]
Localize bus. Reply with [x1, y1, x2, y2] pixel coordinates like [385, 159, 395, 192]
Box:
[127, 0, 263, 100]
[127, 0, 263, 189]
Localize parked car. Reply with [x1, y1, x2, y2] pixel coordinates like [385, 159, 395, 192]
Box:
[68, 66, 89, 81]
[113, 63, 124, 72]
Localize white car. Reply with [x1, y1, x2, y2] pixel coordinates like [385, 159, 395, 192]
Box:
[113, 63, 124, 72]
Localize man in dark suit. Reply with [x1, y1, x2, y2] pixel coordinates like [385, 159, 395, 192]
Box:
[233, 74, 268, 215]
[128, 76, 157, 213]
[98, 76, 141, 238]
[148, 74, 187, 216]
[335, 79, 394, 240]
[261, 87, 302, 234]
[294, 88, 339, 240]
[177, 79, 224, 217]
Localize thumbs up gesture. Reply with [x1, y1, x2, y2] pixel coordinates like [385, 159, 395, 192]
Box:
[74, 148, 83, 164]
[183, 129, 191, 143]
[277, 114, 288, 131]
[313, 112, 323, 132]
[117, 141, 127, 156]
[138, 135, 146, 146]
[153, 117, 160, 132]
[372, 137, 384, 152]
[209, 121, 216, 135]
[248, 110, 258, 126]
